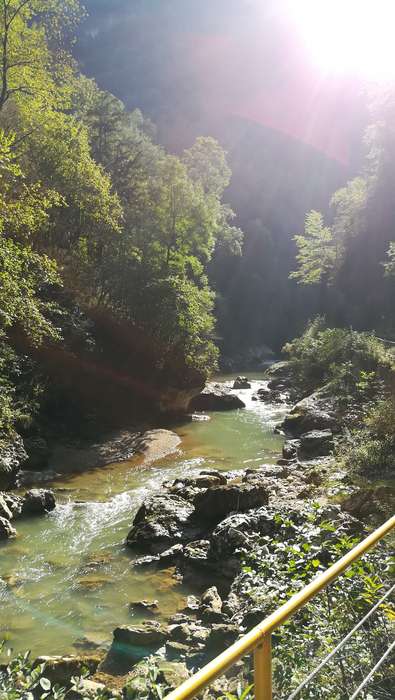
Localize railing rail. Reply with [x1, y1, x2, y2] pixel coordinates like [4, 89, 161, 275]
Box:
[164, 515, 395, 700]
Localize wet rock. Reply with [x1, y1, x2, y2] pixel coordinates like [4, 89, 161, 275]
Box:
[34, 655, 101, 687]
[0, 516, 16, 539]
[189, 384, 245, 412]
[233, 377, 251, 390]
[264, 361, 293, 389]
[0, 494, 13, 521]
[21, 489, 56, 516]
[126, 495, 196, 551]
[299, 430, 334, 458]
[2, 493, 23, 518]
[23, 436, 50, 470]
[17, 470, 59, 487]
[100, 622, 168, 673]
[193, 483, 269, 524]
[73, 634, 109, 652]
[0, 432, 27, 490]
[129, 600, 159, 616]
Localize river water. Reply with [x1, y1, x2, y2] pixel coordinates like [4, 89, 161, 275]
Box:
[0, 376, 288, 659]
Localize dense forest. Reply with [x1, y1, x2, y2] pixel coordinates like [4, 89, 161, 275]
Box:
[0, 2, 394, 698]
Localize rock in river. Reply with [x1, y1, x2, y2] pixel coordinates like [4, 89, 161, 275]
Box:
[21, 489, 56, 516]
[233, 376, 251, 389]
[189, 383, 245, 411]
[0, 516, 16, 539]
[126, 495, 196, 550]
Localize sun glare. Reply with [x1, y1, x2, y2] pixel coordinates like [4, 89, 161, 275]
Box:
[289, 0, 395, 81]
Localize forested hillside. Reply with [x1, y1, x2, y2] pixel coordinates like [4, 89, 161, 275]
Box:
[0, 0, 243, 444]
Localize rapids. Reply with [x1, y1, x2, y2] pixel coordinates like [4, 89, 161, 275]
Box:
[0, 376, 287, 659]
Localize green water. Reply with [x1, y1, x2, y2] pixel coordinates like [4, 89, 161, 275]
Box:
[0, 376, 287, 658]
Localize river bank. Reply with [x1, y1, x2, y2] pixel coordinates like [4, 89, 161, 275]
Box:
[0, 369, 393, 698]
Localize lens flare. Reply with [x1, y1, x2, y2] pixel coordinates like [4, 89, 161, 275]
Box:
[288, 0, 395, 81]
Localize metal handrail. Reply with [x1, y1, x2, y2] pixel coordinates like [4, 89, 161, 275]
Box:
[164, 515, 395, 700]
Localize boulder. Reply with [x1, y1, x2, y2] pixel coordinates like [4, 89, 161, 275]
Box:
[193, 483, 269, 524]
[21, 489, 56, 516]
[189, 384, 245, 412]
[2, 493, 23, 518]
[299, 430, 334, 458]
[0, 433, 27, 490]
[126, 495, 196, 551]
[233, 377, 251, 390]
[100, 622, 167, 673]
[209, 508, 277, 558]
[281, 387, 340, 436]
[0, 516, 16, 539]
[206, 624, 240, 653]
[264, 361, 293, 389]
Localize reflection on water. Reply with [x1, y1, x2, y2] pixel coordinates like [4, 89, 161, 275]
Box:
[0, 377, 287, 658]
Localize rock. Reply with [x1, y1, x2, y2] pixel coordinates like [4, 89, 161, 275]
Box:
[281, 387, 340, 436]
[129, 599, 159, 616]
[282, 440, 300, 460]
[23, 436, 50, 470]
[123, 658, 189, 698]
[34, 655, 100, 687]
[210, 508, 276, 558]
[206, 624, 240, 653]
[165, 640, 191, 661]
[193, 483, 269, 524]
[68, 679, 107, 700]
[126, 495, 196, 551]
[2, 493, 23, 518]
[0, 432, 27, 490]
[182, 595, 199, 613]
[168, 621, 210, 646]
[264, 361, 293, 389]
[233, 377, 251, 389]
[183, 540, 210, 565]
[341, 487, 392, 520]
[299, 430, 334, 458]
[0, 494, 13, 521]
[21, 489, 56, 516]
[189, 384, 245, 412]
[0, 516, 16, 539]
[100, 622, 168, 673]
[199, 586, 223, 621]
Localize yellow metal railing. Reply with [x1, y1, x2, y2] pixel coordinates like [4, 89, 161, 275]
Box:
[165, 515, 395, 700]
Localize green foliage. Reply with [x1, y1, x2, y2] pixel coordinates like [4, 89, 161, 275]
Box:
[290, 211, 336, 285]
[239, 507, 394, 699]
[283, 317, 393, 397]
[342, 396, 395, 476]
[0, 643, 116, 699]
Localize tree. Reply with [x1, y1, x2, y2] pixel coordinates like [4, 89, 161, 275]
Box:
[290, 210, 336, 285]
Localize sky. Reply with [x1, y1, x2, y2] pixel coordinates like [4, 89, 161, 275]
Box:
[78, 0, 369, 165]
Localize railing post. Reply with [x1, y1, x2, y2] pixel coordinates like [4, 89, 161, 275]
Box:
[254, 634, 272, 700]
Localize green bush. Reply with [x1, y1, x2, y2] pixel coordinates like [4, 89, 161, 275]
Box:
[283, 317, 394, 398]
[342, 397, 395, 476]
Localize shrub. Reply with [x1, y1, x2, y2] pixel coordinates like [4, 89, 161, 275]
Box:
[342, 396, 395, 476]
[283, 317, 394, 399]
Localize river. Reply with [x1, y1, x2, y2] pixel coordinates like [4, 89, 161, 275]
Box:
[0, 375, 288, 660]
